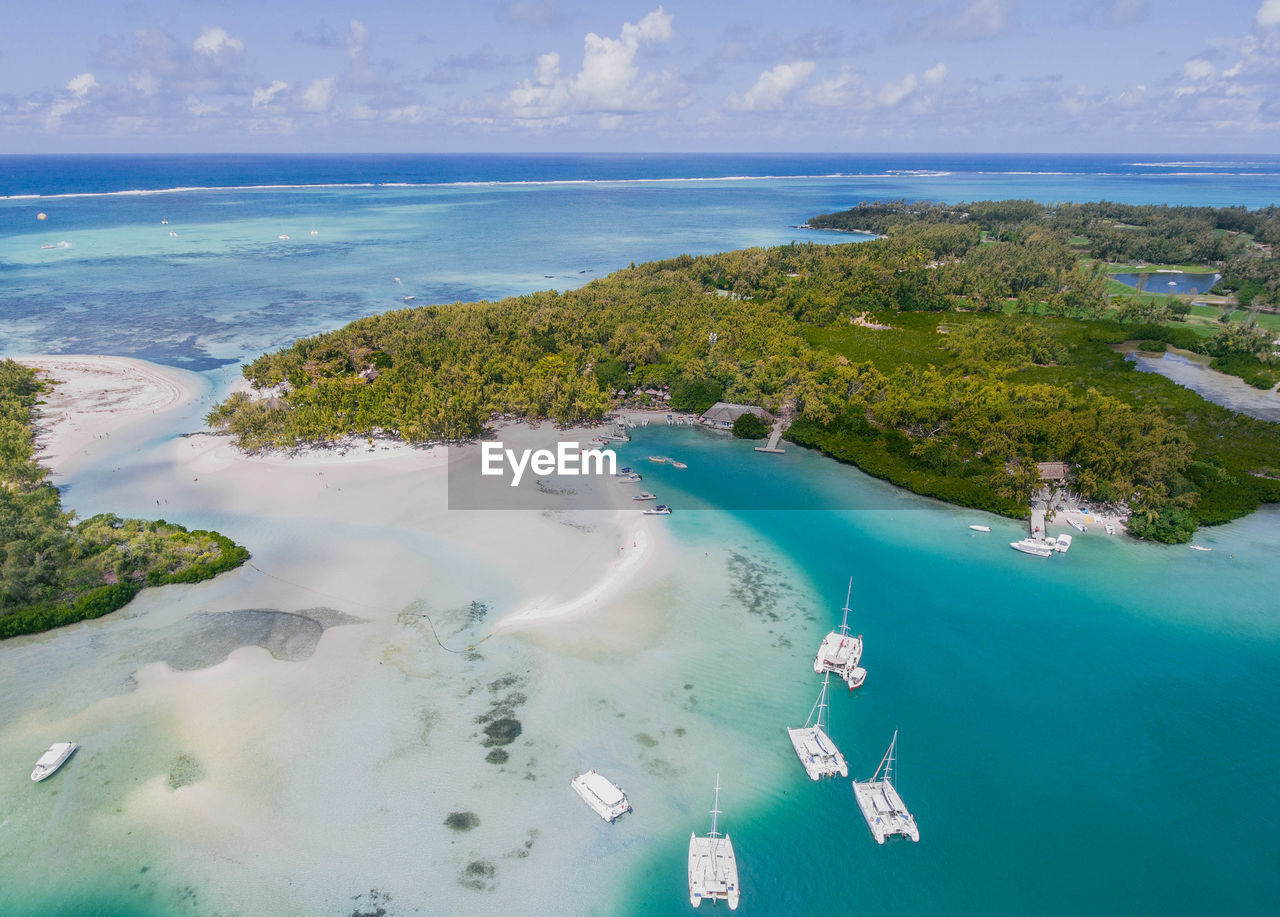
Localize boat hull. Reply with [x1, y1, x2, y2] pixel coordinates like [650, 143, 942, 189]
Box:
[31, 742, 78, 782]
[786, 726, 847, 780]
[853, 779, 920, 844]
[688, 833, 740, 910]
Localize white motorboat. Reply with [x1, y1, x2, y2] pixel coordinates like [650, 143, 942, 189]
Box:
[852, 730, 919, 844]
[616, 472, 643, 483]
[1010, 537, 1053, 557]
[688, 775, 740, 910]
[670, 460, 688, 469]
[31, 742, 78, 782]
[643, 504, 672, 515]
[1053, 533, 1073, 553]
[632, 492, 658, 501]
[1105, 522, 1116, 535]
[1190, 544, 1212, 552]
[571, 770, 631, 822]
[969, 524, 991, 533]
[1068, 518, 1087, 533]
[787, 673, 848, 780]
[813, 578, 865, 690]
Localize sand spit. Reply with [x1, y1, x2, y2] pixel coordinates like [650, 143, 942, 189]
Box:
[14, 354, 203, 471]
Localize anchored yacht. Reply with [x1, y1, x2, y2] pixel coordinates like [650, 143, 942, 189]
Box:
[787, 673, 848, 780]
[688, 775, 740, 910]
[853, 730, 919, 844]
[571, 770, 631, 822]
[31, 742, 77, 782]
[814, 578, 865, 689]
[1010, 537, 1053, 557]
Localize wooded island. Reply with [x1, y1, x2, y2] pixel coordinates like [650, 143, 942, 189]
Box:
[207, 200, 1280, 544]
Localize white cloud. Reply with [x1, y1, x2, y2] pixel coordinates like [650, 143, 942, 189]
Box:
[66, 72, 98, 98]
[193, 26, 244, 57]
[186, 96, 221, 116]
[805, 64, 943, 110]
[300, 77, 337, 113]
[388, 104, 427, 123]
[726, 61, 816, 112]
[955, 0, 1015, 39]
[252, 80, 289, 109]
[1258, 0, 1280, 28]
[348, 20, 369, 63]
[599, 113, 623, 129]
[504, 6, 679, 120]
[878, 73, 918, 107]
[1184, 58, 1214, 80]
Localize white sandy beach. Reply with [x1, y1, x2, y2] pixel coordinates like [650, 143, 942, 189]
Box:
[0, 353, 828, 917]
[14, 354, 205, 472]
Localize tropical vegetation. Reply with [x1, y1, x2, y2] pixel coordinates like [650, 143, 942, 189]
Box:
[1, 359, 249, 639]
[206, 202, 1280, 544]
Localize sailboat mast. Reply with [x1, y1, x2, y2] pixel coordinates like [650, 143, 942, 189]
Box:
[709, 774, 722, 839]
[883, 730, 898, 785]
[817, 672, 830, 731]
[839, 577, 853, 636]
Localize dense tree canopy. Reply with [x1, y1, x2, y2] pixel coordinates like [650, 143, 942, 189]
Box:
[1, 360, 249, 638]
[209, 206, 1280, 543]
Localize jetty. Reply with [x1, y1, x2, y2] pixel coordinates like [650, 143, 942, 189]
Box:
[754, 419, 787, 454]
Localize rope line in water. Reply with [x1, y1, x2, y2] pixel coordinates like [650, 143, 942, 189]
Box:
[243, 561, 492, 654]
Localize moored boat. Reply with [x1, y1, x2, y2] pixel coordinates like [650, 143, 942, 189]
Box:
[1068, 518, 1087, 533]
[787, 673, 847, 780]
[571, 770, 631, 822]
[31, 742, 78, 782]
[813, 578, 865, 690]
[632, 491, 658, 501]
[1010, 537, 1053, 557]
[688, 775, 740, 910]
[642, 504, 672, 515]
[969, 524, 991, 533]
[670, 460, 688, 469]
[648, 455, 668, 464]
[852, 730, 919, 844]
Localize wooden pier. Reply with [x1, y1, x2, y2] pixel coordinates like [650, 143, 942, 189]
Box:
[754, 421, 787, 454]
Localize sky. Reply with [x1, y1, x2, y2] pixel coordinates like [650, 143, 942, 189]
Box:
[2, 0, 1280, 153]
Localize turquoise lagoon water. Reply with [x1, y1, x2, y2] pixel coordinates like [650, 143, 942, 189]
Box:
[608, 427, 1280, 916]
[2, 156, 1280, 915]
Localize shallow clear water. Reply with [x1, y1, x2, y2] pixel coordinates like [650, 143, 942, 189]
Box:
[1126, 350, 1280, 421]
[2, 155, 1279, 916]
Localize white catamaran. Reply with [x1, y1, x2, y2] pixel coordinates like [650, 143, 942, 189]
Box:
[688, 775, 740, 910]
[813, 578, 866, 689]
[852, 730, 919, 844]
[787, 672, 848, 780]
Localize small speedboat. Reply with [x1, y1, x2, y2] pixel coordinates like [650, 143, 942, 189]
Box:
[969, 524, 991, 533]
[670, 460, 688, 469]
[277, 234, 290, 241]
[31, 742, 78, 782]
[1105, 523, 1116, 535]
[643, 504, 672, 515]
[1068, 518, 1087, 533]
[632, 492, 658, 501]
[1189, 544, 1212, 552]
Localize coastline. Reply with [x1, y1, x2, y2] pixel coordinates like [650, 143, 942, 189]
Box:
[13, 354, 205, 473]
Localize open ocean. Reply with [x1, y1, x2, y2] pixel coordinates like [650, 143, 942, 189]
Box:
[1, 154, 1279, 916]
